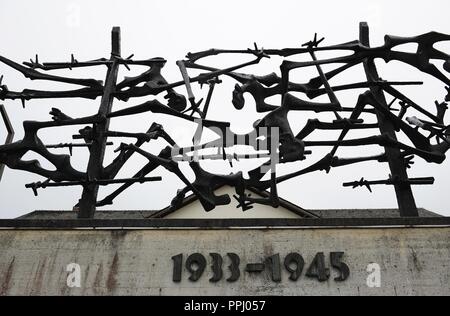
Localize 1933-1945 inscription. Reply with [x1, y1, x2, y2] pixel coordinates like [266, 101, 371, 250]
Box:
[172, 252, 350, 283]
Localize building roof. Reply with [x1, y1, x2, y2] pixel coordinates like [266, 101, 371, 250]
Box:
[18, 207, 440, 220]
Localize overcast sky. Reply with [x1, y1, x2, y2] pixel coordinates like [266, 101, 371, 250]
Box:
[0, 0, 449, 219]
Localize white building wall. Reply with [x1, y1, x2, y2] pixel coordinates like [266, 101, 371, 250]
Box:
[165, 186, 302, 219]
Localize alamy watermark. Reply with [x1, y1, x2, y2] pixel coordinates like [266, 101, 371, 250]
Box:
[366, 263, 381, 288]
[66, 263, 81, 288]
[171, 119, 280, 174]
[66, 3, 81, 29]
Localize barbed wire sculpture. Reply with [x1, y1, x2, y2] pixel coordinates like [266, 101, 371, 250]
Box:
[0, 23, 449, 218]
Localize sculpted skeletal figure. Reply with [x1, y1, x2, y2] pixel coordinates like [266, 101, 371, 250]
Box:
[115, 57, 187, 111]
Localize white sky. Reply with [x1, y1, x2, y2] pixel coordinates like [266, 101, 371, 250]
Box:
[0, 0, 449, 218]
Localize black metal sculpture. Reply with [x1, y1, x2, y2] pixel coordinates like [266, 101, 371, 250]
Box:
[0, 23, 449, 218]
[0, 104, 14, 181]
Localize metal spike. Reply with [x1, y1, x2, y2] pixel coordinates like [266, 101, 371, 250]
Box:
[388, 97, 398, 108]
[32, 184, 39, 197]
[228, 156, 234, 168]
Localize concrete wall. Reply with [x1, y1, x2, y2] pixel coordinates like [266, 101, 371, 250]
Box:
[0, 227, 449, 296]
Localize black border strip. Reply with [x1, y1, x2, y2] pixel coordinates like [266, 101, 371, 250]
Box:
[0, 217, 449, 229]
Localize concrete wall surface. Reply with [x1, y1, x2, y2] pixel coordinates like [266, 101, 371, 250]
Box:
[0, 227, 449, 296]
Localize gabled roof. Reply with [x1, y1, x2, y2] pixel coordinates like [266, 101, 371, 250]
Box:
[149, 185, 320, 219]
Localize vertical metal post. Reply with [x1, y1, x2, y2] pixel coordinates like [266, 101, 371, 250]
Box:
[359, 22, 419, 217]
[0, 104, 15, 182]
[78, 27, 121, 218]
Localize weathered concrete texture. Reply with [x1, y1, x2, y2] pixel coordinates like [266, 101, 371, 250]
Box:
[0, 227, 449, 296]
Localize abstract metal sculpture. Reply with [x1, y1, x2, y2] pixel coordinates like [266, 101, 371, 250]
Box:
[0, 23, 449, 218]
[0, 104, 14, 181]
